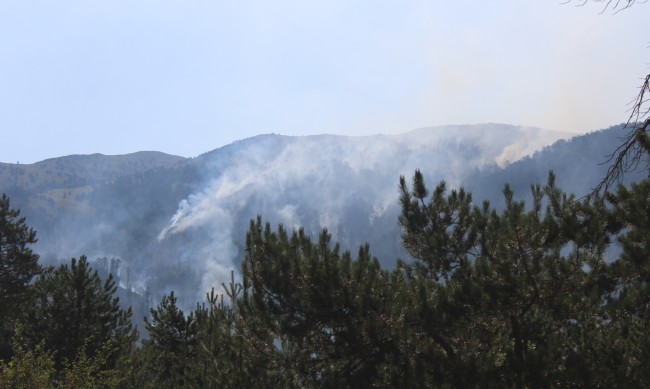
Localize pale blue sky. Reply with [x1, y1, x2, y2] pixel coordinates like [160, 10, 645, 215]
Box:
[0, 1, 647, 163]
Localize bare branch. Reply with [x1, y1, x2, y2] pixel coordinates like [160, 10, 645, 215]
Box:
[563, 0, 650, 194]
[592, 74, 650, 194]
[563, 0, 646, 13]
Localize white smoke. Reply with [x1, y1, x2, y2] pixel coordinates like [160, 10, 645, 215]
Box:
[156, 124, 571, 307]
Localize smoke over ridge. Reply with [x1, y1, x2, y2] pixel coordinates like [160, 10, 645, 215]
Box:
[153, 124, 568, 306]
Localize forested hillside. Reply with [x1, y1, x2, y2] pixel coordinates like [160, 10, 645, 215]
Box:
[465, 124, 647, 206]
[1, 124, 572, 308]
[0, 124, 640, 310]
[1, 121, 649, 386]
[0, 151, 186, 193]
[0, 151, 190, 264]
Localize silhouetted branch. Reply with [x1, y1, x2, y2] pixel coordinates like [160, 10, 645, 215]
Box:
[564, 0, 646, 13]
[564, 0, 650, 194]
[593, 74, 650, 194]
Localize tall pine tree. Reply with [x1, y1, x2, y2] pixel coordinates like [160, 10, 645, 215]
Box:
[0, 194, 41, 360]
[143, 291, 198, 388]
[22, 256, 137, 370]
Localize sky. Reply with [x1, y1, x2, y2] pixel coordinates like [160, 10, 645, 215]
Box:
[0, 1, 648, 164]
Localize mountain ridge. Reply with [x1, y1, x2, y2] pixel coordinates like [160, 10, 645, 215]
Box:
[0, 151, 187, 192]
[4, 123, 628, 310]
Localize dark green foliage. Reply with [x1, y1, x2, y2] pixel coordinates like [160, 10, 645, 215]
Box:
[0, 336, 55, 388]
[192, 275, 263, 388]
[598, 178, 650, 384]
[22, 256, 137, 370]
[142, 291, 198, 388]
[0, 193, 41, 360]
[397, 169, 650, 387]
[241, 218, 403, 387]
[3, 153, 650, 386]
[127, 169, 650, 387]
[399, 171, 478, 281]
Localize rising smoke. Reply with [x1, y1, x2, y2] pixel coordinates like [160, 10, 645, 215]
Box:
[153, 124, 569, 308]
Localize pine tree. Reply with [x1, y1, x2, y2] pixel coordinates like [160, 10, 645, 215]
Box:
[240, 217, 405, 387]
[192, 273, 267, 388]
[0, 337, 55, 389]
[0, 193, 41, 360]
[143, 291, 198, 388]
[596, 178, 650, 384]
[22, 256, 137, 371]
[398, 170, 617, 386]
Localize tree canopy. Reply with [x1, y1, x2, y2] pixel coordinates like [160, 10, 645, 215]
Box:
[0, 2, 648, 380]
[0, 193, 40, 360]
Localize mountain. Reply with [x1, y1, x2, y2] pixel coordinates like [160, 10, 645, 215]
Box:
[464, 124, 646, 206]
[0, 151, 186, 192]
[0, 151, 188, 226]
[3, 123, 637, 310]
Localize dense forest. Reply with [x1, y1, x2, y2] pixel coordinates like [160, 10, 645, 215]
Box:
[1, 124, 574, 310]
[1, 126, 650, 387]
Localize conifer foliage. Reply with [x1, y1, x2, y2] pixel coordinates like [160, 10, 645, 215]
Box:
[398, 171, 614, 386]
[23, 256, 137, 374]
[2, 157, 650, 387]
[143, 291, 198, 387]
[0, 194, 41, 359]
[240, 218, 400, 387]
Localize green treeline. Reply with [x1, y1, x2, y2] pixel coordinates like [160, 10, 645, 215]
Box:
[1, 164, 650, 387]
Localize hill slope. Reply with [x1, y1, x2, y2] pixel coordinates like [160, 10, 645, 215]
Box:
[0, 151, 186, 192]
[7, 123, 632, 309]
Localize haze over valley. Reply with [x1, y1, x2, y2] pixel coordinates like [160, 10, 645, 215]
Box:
[3, 1, 650, 385]
[1, 123, 640, 310]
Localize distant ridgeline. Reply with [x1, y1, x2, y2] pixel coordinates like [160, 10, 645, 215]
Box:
[3, 123, 650, 386]
[0, 123, 641, 310]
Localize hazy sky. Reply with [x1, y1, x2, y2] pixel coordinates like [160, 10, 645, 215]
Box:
[0, 1, 647, 163]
